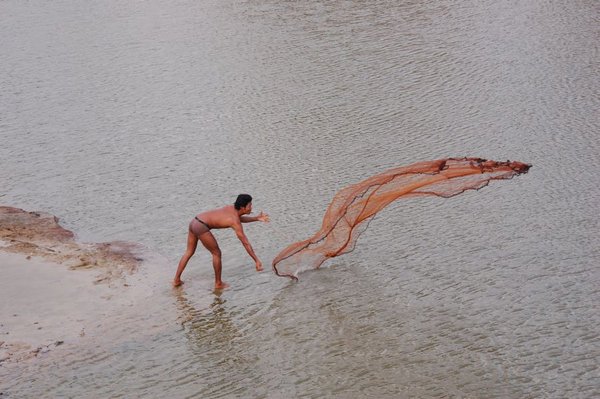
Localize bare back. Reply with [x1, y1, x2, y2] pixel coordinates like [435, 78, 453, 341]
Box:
[196, 205, 241, 230]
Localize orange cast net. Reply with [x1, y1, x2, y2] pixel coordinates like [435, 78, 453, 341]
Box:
[272, 158, 531, 280]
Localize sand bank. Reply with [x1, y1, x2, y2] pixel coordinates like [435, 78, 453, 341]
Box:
[0, 206, 167, 365]
[0, 206, 143, 285]
[0, 251, 121, 364]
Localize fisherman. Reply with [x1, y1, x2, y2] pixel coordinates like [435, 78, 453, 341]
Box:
[173, 194, 269, 289]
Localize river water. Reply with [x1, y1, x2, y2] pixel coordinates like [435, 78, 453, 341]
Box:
[1, 0, 598, 397]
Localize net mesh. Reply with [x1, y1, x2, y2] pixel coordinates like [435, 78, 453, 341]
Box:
[272, 157, 531, 280]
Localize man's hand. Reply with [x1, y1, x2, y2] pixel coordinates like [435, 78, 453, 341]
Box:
[257, 212, 270, 223]
[255, 260, 264, 271]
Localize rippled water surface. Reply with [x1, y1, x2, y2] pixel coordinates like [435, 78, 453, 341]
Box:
[1, 0, 599, 397]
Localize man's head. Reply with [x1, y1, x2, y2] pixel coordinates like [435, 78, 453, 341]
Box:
[234, 194, 253, 211]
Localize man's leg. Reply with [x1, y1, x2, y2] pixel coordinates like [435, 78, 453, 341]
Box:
[173, 230, 198, 286]
[198, 231, 228, 289]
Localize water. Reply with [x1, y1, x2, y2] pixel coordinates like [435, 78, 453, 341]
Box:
[1, 0, 599, 397]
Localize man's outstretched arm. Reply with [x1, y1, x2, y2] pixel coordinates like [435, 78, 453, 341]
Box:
[232, 222, 263, 271]
[240, 211, 270, 223]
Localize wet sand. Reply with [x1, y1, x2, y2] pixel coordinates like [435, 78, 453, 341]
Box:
[0, 206, 165, 365]
[0, 206, 143, 285]
[0, 250, 119, 363]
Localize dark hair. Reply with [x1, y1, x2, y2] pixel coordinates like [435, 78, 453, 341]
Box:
[234, 194, 252, 210]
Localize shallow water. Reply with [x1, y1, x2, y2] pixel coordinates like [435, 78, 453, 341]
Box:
[1, 0, 599, 397]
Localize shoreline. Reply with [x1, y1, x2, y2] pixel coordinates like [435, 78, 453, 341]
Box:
[0, 206, 144, 286]
[0, 251, 118, 364]
[0, 206, 167, 366]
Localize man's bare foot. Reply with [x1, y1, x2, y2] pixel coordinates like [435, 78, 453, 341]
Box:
[173, 279, 184, 287]
[214, 281, 230, 290]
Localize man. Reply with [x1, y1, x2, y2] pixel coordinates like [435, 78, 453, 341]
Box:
[173, 194, 270, 289]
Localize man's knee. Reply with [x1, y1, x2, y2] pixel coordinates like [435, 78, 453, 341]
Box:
[185, 249, 196, 258]
[210, 247, 222, 257]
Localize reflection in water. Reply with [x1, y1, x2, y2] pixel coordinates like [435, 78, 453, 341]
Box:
[172, 290, 272, 397]
[175, 291, 240, 351]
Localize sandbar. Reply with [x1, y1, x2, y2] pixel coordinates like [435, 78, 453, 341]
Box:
[0, 206, 155, 365]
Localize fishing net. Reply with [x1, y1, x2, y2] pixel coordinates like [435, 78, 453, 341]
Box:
[272, 157, 531, 280]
